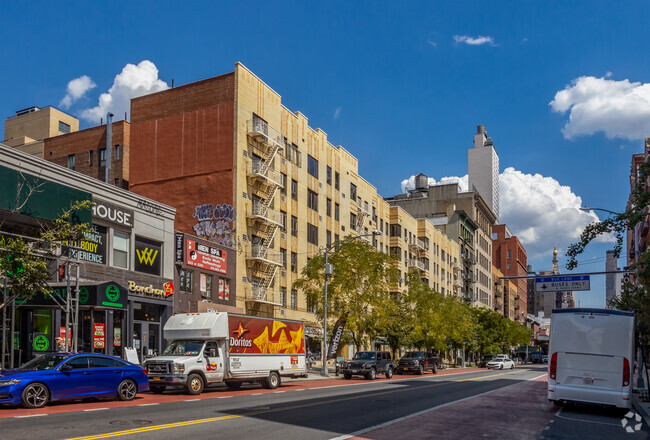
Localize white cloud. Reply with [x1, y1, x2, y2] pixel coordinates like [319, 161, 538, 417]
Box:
[549, 75, 650, 140]
[521, 38, 528, 44]
[401, 167, 608, 260]
[453, 35, 496, 46]
[59, 75, 96, 109]
[79, 60, 169, 123]
[333, 106, 342, 120]
[427, 40, 437, 47]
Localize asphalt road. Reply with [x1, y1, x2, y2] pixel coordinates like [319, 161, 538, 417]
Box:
[0, 367, 546, 440]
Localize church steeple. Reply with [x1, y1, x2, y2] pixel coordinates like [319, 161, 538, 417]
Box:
[552, 245, 560, 275]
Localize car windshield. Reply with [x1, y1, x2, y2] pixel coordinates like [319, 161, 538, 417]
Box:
[353, 352, 376, 360]
[162, 340, 205, 356]
[492, 356, 507, 361]
[20, 354, 69, 370]
[482, 355, 494, 360]
[402, 352, 424, 359]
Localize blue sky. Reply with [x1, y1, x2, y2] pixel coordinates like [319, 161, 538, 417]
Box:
[3, 1, 649, 308]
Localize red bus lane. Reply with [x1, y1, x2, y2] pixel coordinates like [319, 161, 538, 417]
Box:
[0, 367, 485, 418]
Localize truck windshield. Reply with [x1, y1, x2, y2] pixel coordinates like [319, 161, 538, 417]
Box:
[353, 352, 376, 360]
[163, 340, 205, 356]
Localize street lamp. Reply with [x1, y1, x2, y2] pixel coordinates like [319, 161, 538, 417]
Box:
[321, 230, 382, 377]
[580, 207, 622, 216]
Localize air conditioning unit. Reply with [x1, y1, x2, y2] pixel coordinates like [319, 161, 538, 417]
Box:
[281, 233, 286, 240]
[281, 196, 286, 203]
[279, 310, 286, 316]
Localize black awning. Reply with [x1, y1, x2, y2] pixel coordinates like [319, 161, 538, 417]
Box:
[16, 281, 128, 310]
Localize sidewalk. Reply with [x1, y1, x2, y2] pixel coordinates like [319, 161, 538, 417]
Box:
[632, 370, 650, 427]
[284, 364, 484, 383]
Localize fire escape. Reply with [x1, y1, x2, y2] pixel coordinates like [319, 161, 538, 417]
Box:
[245, 117, 285, 308]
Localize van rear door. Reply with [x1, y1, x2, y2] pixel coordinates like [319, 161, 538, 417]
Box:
[556, 352, 622, 391]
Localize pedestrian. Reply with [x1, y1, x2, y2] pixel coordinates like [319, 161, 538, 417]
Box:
[56, 337, 66, 352]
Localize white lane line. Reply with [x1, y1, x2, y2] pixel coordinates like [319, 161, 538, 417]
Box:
[251, 393, 263, 395]
[184, 399, 201, 402]
[137, 403, 160, 406]
[330, 372, 546, 440]
[14, 414, 48, 418]
[83, 407, 109, 412]
[293, 389, 305, 391]
[274, 391, 286, 393]
[218, 396, 233, 399]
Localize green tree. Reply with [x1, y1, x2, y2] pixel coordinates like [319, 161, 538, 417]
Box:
[292, 238, 399, 351]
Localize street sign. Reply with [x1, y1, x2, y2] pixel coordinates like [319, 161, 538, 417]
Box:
[535, 275, 590, 292]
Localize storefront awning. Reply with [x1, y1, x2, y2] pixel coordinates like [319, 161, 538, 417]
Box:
[16, 281, 128, 310]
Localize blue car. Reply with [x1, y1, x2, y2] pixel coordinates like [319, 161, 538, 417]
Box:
[0, 353, 149, 408]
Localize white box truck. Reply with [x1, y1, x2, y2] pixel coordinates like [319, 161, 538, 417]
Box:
[143, 312, 307, 394]
[548, 308, 634, 409]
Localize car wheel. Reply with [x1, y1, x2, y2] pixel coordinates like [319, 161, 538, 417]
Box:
[21, 383, 49, 409]
[185, 373, 204, 395]
[225, 381, 242, 389]
[263, 372, 280, 389]
[344, 373, 352, 380]
[432, 363, 438, 374]
[385, 366, 393, 379]
[418, 364, 424, 375]
[150, 385, 166, 394]
[366, 368, 376, 380]
[500, 364, 504, 370]
[117, 379, 137, 401]
[511, 363, 514, 370]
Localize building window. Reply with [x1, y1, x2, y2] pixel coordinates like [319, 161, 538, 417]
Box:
[326, 230, 332, 247]
[89, 150, 94, 166]
[288, 144, 301, 166]
[200, 273, 213, 298]
[507, 263, 512, 270]
[307, 155, 319, 178]
[326, 198, 332, 217]
[179, 269, 193, 293]
[291, 179, 298, 201]
[280, 210, 287, 232]
[327, 166, 332, 185]
[507, 250, 511, 259]
[390, 224, 402, 237]
[335, 172, 340, 190]
[291, 252, 298, 273]
[335, 203, 340, 221]
[350, 183, 357, 201]
[441, 250, 446, 261]
[280, 173, 287, 195]
[99, 148, 106, 167]
[68, 154, 75, 170]
[335, 234, 340, 245]
[350, 213, 357, 230]
[281, 248, 287, 269]
[112, 231, 129, 268]
[59, 121, 70, 134]
[115, 145, 120, 161]
[307, 296, 317, 314]
[307, 223, 318, 246]
[280, 287, 287, 308]
[291, 216, 298, 237]
[291, 289, 298, 310]
[307, 189, 318, 211]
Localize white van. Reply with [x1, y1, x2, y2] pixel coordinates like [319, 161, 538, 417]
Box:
[548, 308, 634, 409]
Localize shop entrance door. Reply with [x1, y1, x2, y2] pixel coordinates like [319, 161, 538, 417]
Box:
[133, 322, 161, 362]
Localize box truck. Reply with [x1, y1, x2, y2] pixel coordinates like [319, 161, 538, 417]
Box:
[548, 308, 634, 409]
[143, 312, 307, 394]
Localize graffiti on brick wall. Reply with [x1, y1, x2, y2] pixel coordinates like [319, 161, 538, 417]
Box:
[192, 203, 236, 247]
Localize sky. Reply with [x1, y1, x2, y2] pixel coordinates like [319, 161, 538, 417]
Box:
[3, 1, 649, 308]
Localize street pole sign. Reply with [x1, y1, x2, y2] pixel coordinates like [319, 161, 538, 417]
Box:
[535, 275, 590, 292]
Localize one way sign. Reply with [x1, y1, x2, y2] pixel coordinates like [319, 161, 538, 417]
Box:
[535, 275, 590, 292]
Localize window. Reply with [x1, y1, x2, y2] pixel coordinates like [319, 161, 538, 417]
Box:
[91, 357, 125, 368]
[280, 210, 287, 232]
[307, 223, 318, 246]
[335, 172, 340, 190]
[291, 215, 298, 237]
[507, 250, 511, 259]
[280, 287, 287, 308]
[441, 250, 446, 261]
[200, 273, 213, 297]
[59, 121, 70, 134]
[89, 150, 94, 166]
[507, 263, 512, 270]
[65, 356, 90, 369]
[68, 154, 75, 170]
[307, 155, 319, 178]
[350, 183, 357, 201]
[326, 198, 332, 217]
[280, 173, 287, 195]
[100, 148, 106, 167]
[291, 289, 298, 310]
[291, 252, 297, 273]
[281, 248, 287, 269]
[335, 203, 340, 221]
[180, 269, 193, 293]
[112, 231, 129, 268]
[115, 145, 120, 161]
[326, 230, 332, 247]
[335, 234, 340, 246]
[307, 189, 318, 211]
[390, 224, 402, 237]
[327, 166, 332, 185]
[350, 213, 357, 230]
[307, 296, 317, 314]
[288, 144, 301, 166]
[291, 179, 298, 201]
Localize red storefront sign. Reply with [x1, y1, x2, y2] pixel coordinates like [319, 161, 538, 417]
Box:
[93, 323, 105, 349]
[164, 282, 174, 297]
[185, 239, 227, 274]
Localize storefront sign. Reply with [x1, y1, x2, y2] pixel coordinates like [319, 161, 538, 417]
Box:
[93, 323, 105, 349]
[128, 280, 167, 298]
[60, 225, 107, 264]
[19, 282, 127, 310]
[92, 199, 134, 228]
[134, 237, 161, 276]
[113, 327, 122, 347]
[33, 334, 49, 352]
[175, 233, 185, 263]
[218, 278, 224, 300]
[164, 282, 174, 297]
[186, 239, 227, 274]
[102, 284, 125, 308]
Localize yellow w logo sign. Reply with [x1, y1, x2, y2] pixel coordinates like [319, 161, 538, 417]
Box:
[136, 248, 158, 266]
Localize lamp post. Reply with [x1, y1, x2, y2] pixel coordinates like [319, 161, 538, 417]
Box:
[321, 230, 381, 377]
[579, 207, 622, 216]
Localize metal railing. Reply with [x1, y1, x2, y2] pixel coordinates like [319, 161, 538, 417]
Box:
[248, 161, 284, 188]
[246, 284, 281, 305]
[247, 244, 284, 266]
[248, 119, 285, 151]
[409, 238, 426, 252]
[248, 201, 283, 227]
[408, 259, 426, 271]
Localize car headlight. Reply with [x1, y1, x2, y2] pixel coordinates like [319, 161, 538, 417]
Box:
[0, 379, 21, 386]
[172, 363, 185, 374]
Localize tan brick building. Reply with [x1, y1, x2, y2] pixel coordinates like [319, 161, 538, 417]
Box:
[3, 106, 79, 157]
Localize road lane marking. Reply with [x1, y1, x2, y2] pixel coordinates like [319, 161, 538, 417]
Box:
[14, 414, 48, 418]
[274, 391, 285, 393]
[137, 403, 159, 407]
[218, 396, 232, 399]
[183, 399, 200, 402]
[65, 369, 534, 440]
[83, 408, 109, 412]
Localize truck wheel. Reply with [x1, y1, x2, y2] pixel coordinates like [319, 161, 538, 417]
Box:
[225, 381, 242, 389]
[263, 372, 280, 389]
[366, 368, 376, 380]
[185, 373, 204, 395]
[385, 366, 393, 379]
[418, 364, 424, 375]
[432, 363, 438, 374]
[150, 385, 166, 394]
[343, 372, 352, 380]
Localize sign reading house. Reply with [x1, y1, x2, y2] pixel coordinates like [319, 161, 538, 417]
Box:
[92, 199, 134, 229]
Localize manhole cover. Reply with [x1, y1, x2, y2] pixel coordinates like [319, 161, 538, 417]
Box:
[109, 420, 152, 426]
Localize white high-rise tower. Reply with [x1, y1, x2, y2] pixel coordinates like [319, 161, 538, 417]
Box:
[468, 124, 499, 220]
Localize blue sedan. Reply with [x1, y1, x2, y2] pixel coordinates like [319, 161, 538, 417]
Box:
[0, 353, 149, 408]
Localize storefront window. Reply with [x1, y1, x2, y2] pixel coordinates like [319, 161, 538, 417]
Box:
[133, 302, 162, 322]
[112, 311, 124, 358]
[93, 311, 106, 353]
[113, 231, 129, 268]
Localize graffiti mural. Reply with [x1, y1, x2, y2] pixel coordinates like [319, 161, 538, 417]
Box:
[192, 203, 236, 247]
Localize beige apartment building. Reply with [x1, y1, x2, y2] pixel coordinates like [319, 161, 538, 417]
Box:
[3, 106, 79, 157]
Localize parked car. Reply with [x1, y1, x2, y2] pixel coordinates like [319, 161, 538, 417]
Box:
[542, 355, 548, 364]
[479, 354, 496, 368]
[396, 351, 439, 375]
[486, 355, 515, 370]
[0, 353, 149, 408]
[342, 351, 394, 380]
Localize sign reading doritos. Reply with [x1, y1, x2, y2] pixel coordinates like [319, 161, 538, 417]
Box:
[228, 315, 305, 355]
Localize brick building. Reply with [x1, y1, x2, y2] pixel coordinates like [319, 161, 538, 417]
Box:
[492, 224, 528, 323]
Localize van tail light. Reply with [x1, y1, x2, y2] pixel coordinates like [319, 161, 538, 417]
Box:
[549, 353, 558, 380]
[623, 358, 630, 387]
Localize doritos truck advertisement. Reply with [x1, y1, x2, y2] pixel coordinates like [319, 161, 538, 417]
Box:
[185, 239, 227, 274]
[228, 315, 305, 354]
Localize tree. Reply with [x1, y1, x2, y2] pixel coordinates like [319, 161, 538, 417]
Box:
[292, 238, 399, 351]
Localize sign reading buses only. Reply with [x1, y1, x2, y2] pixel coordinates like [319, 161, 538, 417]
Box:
[535, 275, 590, 292]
